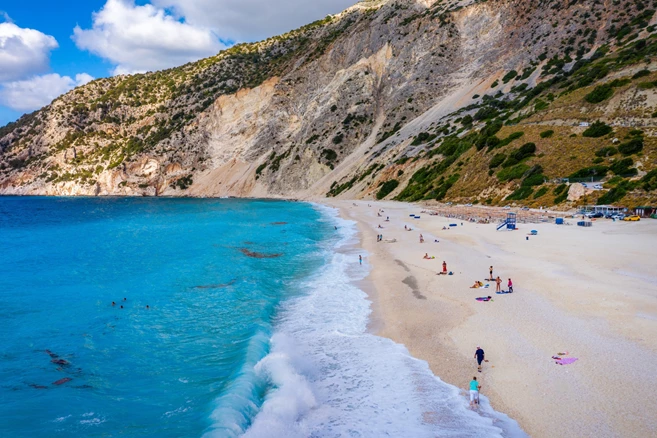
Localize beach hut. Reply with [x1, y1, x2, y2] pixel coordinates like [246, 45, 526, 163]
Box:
[634, 206, 656, 218]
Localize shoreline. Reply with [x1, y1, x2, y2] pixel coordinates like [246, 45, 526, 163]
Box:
[323, 199, 657, 437]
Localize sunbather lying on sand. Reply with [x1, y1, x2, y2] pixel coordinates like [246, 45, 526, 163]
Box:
[470, 281, 484, 288]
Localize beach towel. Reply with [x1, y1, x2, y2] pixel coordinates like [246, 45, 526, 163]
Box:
[495, 291, 512, 294]
[555, 357, 578, 365]
[476, 297, 492, 302]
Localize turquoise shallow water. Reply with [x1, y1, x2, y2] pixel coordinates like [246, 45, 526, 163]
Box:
[0, 197, 330, 436]
[0, 197, 525, 438]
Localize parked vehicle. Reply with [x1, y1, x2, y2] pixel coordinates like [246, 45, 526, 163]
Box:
[623, 215, 641, 221]
[612, 214, 625, 220]
[590, 212, 604, 218]
[593, 184, 603, 189]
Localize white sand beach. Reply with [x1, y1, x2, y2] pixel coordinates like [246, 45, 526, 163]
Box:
[325, 200, 657, 437]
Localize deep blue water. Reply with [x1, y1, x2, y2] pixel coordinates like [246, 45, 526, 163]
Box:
[0, 197, 330, 437]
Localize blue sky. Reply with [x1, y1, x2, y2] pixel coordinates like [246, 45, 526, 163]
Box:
[0, 0, 356, 126]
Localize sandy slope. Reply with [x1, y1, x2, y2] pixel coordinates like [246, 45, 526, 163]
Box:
[324, 199, 657, 437]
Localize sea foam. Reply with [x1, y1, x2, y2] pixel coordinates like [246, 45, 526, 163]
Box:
[232, 205, 526, 437]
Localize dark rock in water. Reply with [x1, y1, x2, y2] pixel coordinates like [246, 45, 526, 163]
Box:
[239, 248, 282, 259]
[29, 383, 48, 390]
[270, 222, 288, 225]
[193, 279, 237, 290]
[52, 377, 72, 385]
[45, 350, 58, 358]
[51, 359, 69, 366]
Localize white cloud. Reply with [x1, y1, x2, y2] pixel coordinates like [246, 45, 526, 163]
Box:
[0, 21, 59, 82]
[0, 73, 94, 112]
[152, 0, 358, 42]
[72, 0, 223, 75]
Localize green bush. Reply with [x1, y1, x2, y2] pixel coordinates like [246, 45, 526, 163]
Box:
[489, 153, 506, 169]
[498, 164, 530, 182]
[632, 69, 651, 79]
[641, 168, 657, 191]
[502, 142, 536, 167]
[506, 186, 534, 200]
[569, 165, 608, 179]
[610, 158, 637, 176]
[597, 180, 636, 204]
[553, 184, 567, 195]
[376, 180, 400, 199]
[582, 121, 613, 138]
[518, 142, 537, 156]
[474, 107, 499, 121]
[411, 132, 437, 146]
[533, 186, 549, 199]
[322, 149, 338, 161]
[618, 138, 644, 155]
[332, 133, 344, 144]
[540, 130, 554, 138]
[502, 70, 518, 83]
[554, 192, 569, 204]
[584, 84, 614, 103]
[522, 173, 547, 187]
[595, 146, 618, 157]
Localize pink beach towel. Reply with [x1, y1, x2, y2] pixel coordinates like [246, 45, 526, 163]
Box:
[555, 357, 578, 365]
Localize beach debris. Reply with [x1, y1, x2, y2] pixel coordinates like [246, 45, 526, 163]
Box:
[553, 352, 578, 365]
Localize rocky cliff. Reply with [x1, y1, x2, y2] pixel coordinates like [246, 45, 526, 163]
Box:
[1, 0, 657, 207]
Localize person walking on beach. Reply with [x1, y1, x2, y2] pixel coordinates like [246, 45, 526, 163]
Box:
[489, 266, 493, 281]
[508, 278, 513, 293]
[474, 346, 485, 371]
[496, 276, 502, 292]
[442, 261, 447, 274]
[469, 377, 481, 407]
[359, 255, 363, 265]
[419, 234, 424, 243]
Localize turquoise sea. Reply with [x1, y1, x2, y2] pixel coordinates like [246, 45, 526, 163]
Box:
[0, 197, 525, 437]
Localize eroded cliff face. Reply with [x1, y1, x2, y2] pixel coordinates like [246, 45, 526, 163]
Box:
[1, 0, 657, 206]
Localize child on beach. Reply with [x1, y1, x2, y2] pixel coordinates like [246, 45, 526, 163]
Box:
[508, 278, 513, 293]
[442, 261, 447, 274]
[496, 276, 502, 292]
[469, 377, 481, 407]
[419, 234, 424, 243]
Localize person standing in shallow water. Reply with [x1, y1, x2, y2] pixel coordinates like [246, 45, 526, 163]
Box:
[359, 255, 362, 265]
[469, 376, 481, 407]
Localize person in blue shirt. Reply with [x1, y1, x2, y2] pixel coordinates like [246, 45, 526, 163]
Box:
[469, 376, 481, 407]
